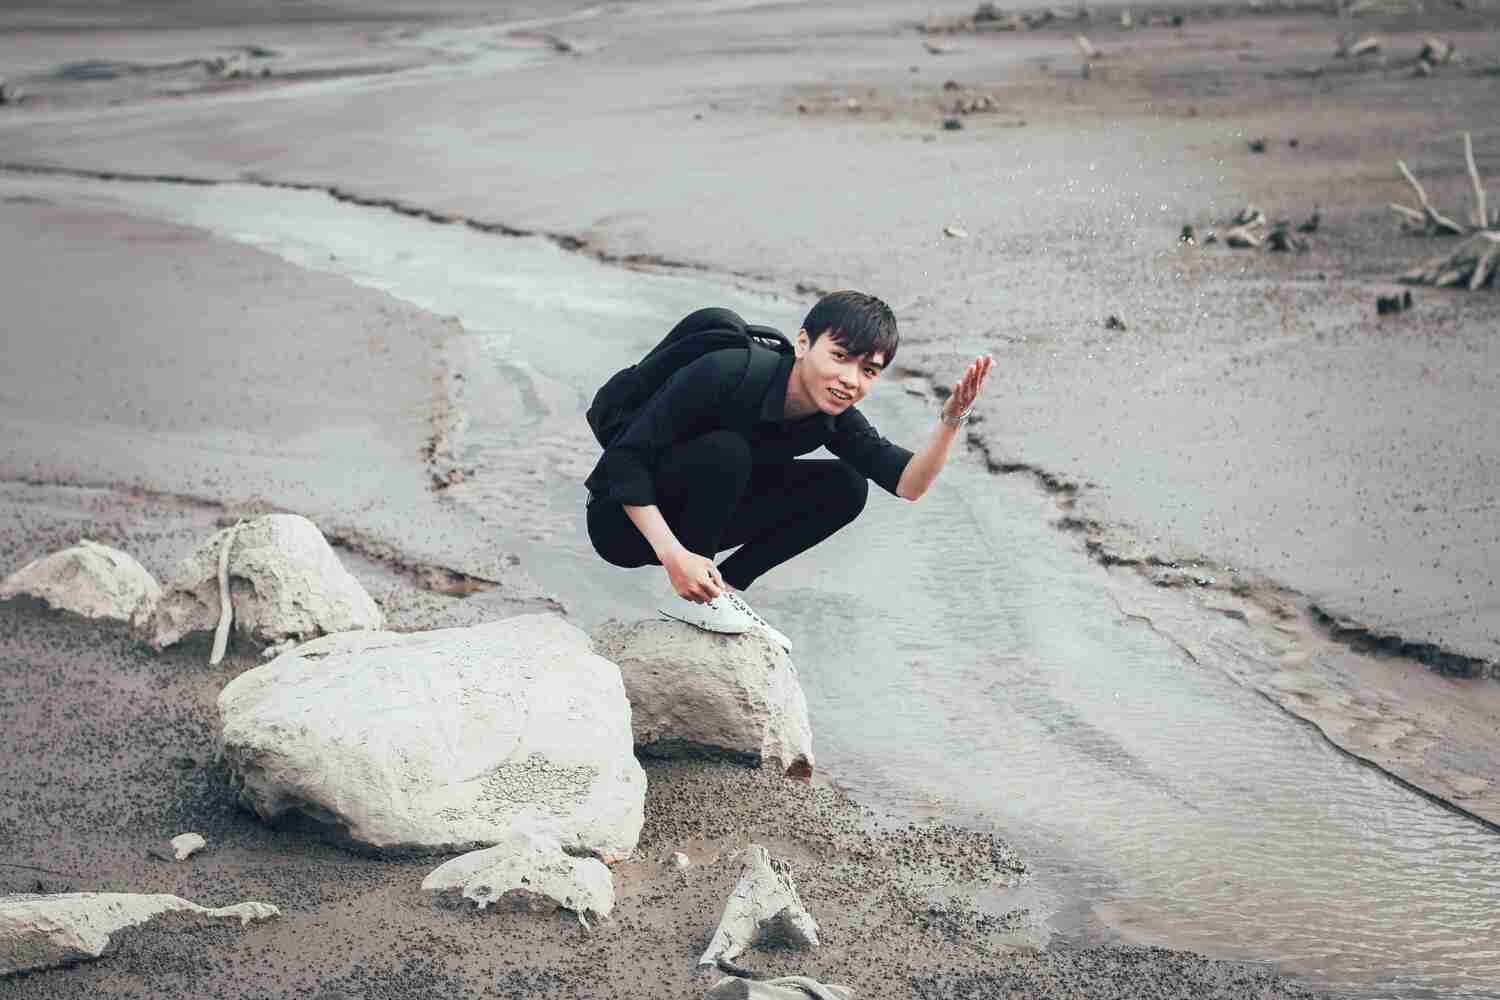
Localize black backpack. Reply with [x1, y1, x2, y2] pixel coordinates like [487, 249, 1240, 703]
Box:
[586, 307, 793, 448]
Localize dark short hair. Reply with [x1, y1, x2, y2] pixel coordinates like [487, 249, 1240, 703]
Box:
[802, 290, 898, 366]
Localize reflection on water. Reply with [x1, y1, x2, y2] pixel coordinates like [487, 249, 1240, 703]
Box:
[24, 173, 1500, 1000]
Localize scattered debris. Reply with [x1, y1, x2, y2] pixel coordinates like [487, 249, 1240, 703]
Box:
[1420, 36, 1456, 65]
[1343, 0, 1420, 16]
[844, 97, 861, 112]
[949, 91, 998, 114]
[1234, 205, 1267, 227]
[1248, 137, 1267, 153]
[796, 102, 808, 113]
[1179, 224, 1197, 245]
[699, 845, 820, 967]
[942, 79, 961, 91]
[1401, 231, 1500, 289]
[1297, 207, 1321, 233]
[1336, 35, 1381, 59]
[1224, 225, 1263, 248]
[671, 852, 691, 869]
[0, 78, 13, 105]
[1120, 9, 1135, 29]
[1265, 224, 1307, 252]
[1376, 290, 1414, 314]
[943, 224, 969, 238]
[1289, 137, 1300, 148]
[924, 40, 956, 55]
[942, 117, 963, 130]
[1103, 314, 1127, 331]
[1074, 35, 1098, 61]
[170, 833, 206, 861]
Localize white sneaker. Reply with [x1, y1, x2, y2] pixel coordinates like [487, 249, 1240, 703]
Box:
[720, 592, 792, 653]
[658, 592, 753, 635]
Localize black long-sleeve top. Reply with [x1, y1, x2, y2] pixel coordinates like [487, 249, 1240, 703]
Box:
[585, 349, 913, 506]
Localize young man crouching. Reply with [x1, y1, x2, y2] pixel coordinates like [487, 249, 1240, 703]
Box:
[584, 290, 992, 650]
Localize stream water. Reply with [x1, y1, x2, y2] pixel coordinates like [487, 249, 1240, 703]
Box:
[11, 173, 1499, 999]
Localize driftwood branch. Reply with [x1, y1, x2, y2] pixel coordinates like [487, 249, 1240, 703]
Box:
[209, 520, 244, 666]
[1397, 159, 1465, 234]
[1389, 202, 1427, 225]
[1464, 131, 1487, 231]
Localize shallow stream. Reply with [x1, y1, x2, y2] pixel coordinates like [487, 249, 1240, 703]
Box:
[12, 173, 1500, 999]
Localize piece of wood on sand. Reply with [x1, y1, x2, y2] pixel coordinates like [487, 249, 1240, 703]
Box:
[1392, 159, 1466, 235]
[1399, 231, 1500, 289]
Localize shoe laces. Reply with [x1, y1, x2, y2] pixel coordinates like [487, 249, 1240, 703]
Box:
[724, 592, 769, 627]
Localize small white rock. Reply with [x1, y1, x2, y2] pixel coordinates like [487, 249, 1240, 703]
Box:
[671, 852, 691, 869]
[170, 833, 206, 861]
[0, 892, 278, 975]
[1, 540, 161, 628]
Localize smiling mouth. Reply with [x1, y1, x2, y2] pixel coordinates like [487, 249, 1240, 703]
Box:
[829, 388, 853, 403]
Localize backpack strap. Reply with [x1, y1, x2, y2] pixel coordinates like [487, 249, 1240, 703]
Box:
[726, 342, 786, 426]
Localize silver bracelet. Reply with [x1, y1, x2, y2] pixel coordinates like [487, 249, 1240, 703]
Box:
[939, 408, 970, 427]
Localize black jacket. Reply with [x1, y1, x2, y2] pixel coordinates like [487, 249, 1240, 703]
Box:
[585, 349, 912, 506]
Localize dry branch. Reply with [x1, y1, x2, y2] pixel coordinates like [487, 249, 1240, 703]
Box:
[209, 520, 244, 666]
[1464, 132, 1487, 230]
[1396, 160, 1465, 235]
[1400, 232, 1500, 289]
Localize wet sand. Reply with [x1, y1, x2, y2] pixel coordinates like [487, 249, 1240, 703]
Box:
[2, 0, 1499, 995]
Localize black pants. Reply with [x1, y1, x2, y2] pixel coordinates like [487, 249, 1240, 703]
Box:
[587, 430, 870, 591]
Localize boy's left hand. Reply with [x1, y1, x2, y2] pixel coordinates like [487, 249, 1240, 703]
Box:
[943, 355, 993, 422]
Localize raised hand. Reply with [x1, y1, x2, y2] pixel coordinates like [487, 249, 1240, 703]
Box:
[943, 355, 993, 423]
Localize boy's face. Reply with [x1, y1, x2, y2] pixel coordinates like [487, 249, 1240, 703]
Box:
[794, 328, 885, 415]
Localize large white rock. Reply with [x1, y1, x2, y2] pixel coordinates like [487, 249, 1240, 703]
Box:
[705, 976, 854, 1000]
[218, 614, 646, 857]
[146, 514, 381, 651]
[591, 620, 814, 777]
[422, 828, 614, 925]
[699, 844, 820, 967]
[0, 540, 160, 628]
[0, 892, 278, 976]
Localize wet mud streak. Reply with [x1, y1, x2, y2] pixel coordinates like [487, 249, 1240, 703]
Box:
[0, 161, 752, 277]
[1242, 679, 1500, 838]
[894, 360, 1499, 688]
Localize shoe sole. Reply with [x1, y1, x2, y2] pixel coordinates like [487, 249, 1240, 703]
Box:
[657, 607, 752, 635]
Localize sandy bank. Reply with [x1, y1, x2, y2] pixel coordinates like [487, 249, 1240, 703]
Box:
[0, 487, 1318, 1000]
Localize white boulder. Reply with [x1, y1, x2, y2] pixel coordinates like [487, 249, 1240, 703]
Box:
[170, 833, 206, 861]
[591, 620, 814, 777]
[699, 844, 820, 967]
[0, 540, 160, 628]
[705, 977, 854, 1000]
[146, 514, 381, 651]
[0, 892, 278, 975]
[218, 614, 645, 857]
[422, 828, 614, 925]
